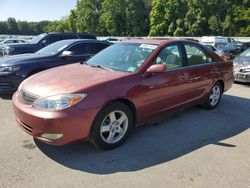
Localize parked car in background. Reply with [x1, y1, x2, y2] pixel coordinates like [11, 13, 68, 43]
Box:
[98, 37, 120, 43]
[0, 38, 26, 45]
[0, 39, 27, 56]
[233, 48, 250, 83]
[12, 39, 233, 149]
[221, 42, 242, 59]
[0, 39, 110, 94]
[0, 32, 96, 56]
[236, 41, 250, 53]
[201, 36, 235, 50]
[203, 43, 223, 55]
[203, 44, 231, 61]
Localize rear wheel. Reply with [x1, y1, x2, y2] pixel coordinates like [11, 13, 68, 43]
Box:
[203, 82, 222, 110]
[90, 102, 134, 150]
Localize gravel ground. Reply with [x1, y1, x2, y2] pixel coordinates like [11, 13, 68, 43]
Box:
[0, 83, 249, 188]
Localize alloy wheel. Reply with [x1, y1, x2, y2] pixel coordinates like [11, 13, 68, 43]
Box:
[209, 85, 221, 106]
[100, 110, 128, 144]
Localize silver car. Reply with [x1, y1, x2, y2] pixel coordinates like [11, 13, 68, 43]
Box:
[233, 48, 250, 83]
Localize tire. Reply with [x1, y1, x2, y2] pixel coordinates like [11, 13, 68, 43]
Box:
[203, 82, 222, 110]
[90, 101, 134, 150]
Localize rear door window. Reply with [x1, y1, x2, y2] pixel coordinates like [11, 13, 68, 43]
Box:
[78, 34, 96, 39]
[184, 44, 211, 66]
[60, 34, 78, 40]
[43, 35, 63, 45]
[68, 43, 109, 55]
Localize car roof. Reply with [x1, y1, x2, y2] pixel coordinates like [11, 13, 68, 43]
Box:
[120, 38, 199, 46]
[54, 39, 106, 43]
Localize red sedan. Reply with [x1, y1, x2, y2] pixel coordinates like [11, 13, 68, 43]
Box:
[12, 39, 233, 149]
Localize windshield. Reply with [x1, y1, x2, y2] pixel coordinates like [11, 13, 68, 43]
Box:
[36, 40, 72, 55]
[223, 43, 238, 49]
[87, 43, 158, 72]
[29, 33, 47, 44]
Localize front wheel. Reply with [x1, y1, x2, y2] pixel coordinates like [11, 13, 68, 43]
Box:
[203, 82, 222, 110]
[90, 102, 134, 150]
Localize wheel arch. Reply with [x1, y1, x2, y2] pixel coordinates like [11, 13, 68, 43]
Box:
[100, 98, 137, 125]
[216, 79, 225, 92]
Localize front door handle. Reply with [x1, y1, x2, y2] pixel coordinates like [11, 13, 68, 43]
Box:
[180, 73, 188, 80]
[189, 76, 201, 81]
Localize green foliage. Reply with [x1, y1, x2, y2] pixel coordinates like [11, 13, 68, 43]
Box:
[0, 0, 249, 37]
[75, 0, 103, 34]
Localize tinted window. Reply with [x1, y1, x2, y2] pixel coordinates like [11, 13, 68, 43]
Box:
[89, 43, 110, 53]
[78, 34, 96, 39]
[36, 40, 73, 55]
[68, 43, 109, 55]
[43, 35, 63, 45]
[5, 40, 15, 44]
[61, 34, 78, 40]
[30, 33, 47, 44]
[155, 45, 183, 70]
[185, 44, 211, 66]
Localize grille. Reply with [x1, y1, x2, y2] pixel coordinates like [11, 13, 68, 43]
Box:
[0, 83, 13, 89]
[20, 89, 39, 104]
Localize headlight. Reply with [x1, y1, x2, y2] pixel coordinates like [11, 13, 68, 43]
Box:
[0, 65, 20, 74]
[33, 94, 87, 111]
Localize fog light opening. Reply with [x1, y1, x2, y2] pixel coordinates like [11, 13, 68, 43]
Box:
[41, 133, 64, 140]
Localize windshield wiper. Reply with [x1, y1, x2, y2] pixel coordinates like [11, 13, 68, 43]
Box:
[89, 64, 114, 71]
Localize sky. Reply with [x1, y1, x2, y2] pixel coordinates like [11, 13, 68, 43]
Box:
[0, 0, 77, 22]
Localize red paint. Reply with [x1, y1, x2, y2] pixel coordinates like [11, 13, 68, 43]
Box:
[12, 39, 234, 145]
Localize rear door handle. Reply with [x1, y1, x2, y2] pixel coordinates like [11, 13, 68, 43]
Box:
[211, 67, 218, 73]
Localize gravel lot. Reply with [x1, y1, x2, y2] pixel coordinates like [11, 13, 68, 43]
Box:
[0, 83, 249, 188]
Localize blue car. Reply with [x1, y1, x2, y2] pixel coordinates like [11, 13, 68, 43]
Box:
[0, 39, 110, 94]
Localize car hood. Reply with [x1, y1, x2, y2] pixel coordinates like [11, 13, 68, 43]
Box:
[0, 53, 52, 66]
[21, 63, 130, 97]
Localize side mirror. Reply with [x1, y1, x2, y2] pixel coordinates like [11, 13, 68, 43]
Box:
[60, 51, 73, 58]
[145, 64, 167, 76]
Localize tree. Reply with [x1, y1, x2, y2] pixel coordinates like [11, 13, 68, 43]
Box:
[149, 0, 168, 36]
[125, 0, 150, 36]
[17, 21, 30, 35]
[208, 16, 221, 35]
[7, 17, 19, 34]
[150, 0, 188, 36]
[76, 0, 103, 34]
[0, 21, 10, 34]
[68, 9, 77, 32]
[99, 0, 127, 36]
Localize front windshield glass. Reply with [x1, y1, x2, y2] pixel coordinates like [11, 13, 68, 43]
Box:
[36, 40, 71, 55]
[29, 33, 47, 44]
[87, 43, 158, 72]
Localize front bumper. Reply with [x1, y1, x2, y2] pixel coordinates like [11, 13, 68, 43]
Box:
[234, 72, 250, 83]
[12, 92, 99, 145]
[0, 73, 24, 94]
